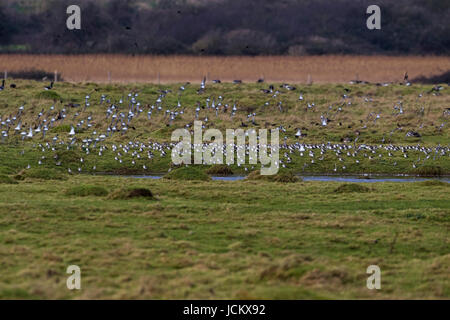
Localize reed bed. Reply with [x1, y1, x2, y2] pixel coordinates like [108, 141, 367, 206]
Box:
[0, 54, 449, 83]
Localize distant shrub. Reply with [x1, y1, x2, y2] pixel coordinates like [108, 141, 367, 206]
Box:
[299, 36, 352, 55]
[109, 187, 154, 200]
[14, 168, 66, 181]
[334, 184, 371, 193]
[9, 69, 63, 81]
[66, 185, 108, 197]
[412, 71, 450, 84]
[164, 166, 211, 181]
[191, 30, 224, 54]
[206, 164, 234, 176]
[287, 45, 307, 56]
[1, 0, 450, 56]
[224, 29, 278, 55]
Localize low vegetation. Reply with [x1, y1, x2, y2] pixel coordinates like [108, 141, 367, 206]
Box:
[0, 79, 447, 300]
[1, 55, 449, 83]
[0, 175, 448, 299]
[108, 187, 154, 200]
[35, 90, 61, 101]
[0, 81, 447, 176]
[164, 166, 211, 181]
[416, 166, 443, 177]
[14, 168, 67, 181]
[1, 0, 448, 55]
[334, 184, 371, 193]
[65, 185, 109, 197]
[8, 69, 61, 81]
[205, 164, 234, 176]
[416, 180, 449, 187]
[0, 174, 17, 184]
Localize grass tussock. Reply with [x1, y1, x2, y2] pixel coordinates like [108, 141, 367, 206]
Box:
[205, 164, 234, 175]
[416, 166, 443, 177]
[164, 166, 211, 181]
[65, 185, 109, 197]
[417, 180, 449, 187]
[51, 124, 72, 133]
[246, 170, 301, 183]
[108, 187, 154, 200]
[334, 183, 371, 193]
[54, 149, 82, 164]
[35, 90, 61, 100]
[0, 174, 18, 184]
[14, 168, 66, 181]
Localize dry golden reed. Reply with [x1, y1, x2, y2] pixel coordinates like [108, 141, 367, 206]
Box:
[0, 54, 448, 83]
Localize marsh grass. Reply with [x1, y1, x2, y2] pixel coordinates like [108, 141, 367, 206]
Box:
[54, 149, 82, 165]
[416, 180, 449, 187]
[0, 175, 448, 299]
[164, 166, 211, 181]
[0, 77, 447, 300]
[50, 124, 72, 133]
[108, 187, 154, 200]
[334, 184, 372, 193]
[416, 166, 443, 177]
[0, 174, 18, 184]
[14, 168, 67, 181]
[246, 169, 301, 183]
[0, 81, 447, 168]
[205, 164, 234, 175]
[65, 185, 109, 197]
[35, 90, 61, 101]
[1, 55, 449, 83]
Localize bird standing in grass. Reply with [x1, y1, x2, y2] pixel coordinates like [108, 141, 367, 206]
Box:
[45, 81, 54, 90]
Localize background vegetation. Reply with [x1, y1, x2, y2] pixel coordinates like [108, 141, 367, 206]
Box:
[0, 0, 449, 55]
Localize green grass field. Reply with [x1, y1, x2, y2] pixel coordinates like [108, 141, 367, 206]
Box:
[0, 175, 448, 299]
[0, 80, 448, 299]
[0, 80, 448, 175]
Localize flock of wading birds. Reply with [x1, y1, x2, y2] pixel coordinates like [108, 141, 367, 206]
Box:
[0, 77, 449, 174]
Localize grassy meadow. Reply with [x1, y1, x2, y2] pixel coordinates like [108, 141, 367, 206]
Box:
[0, 175, 449, 299]
[0, 78, 448, 299]
[0, 79, 448, 175]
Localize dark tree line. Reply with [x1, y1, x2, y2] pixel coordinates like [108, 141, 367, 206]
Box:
[0, 0, 449, 55]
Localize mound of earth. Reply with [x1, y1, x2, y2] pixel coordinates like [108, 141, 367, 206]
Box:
[334, 184, 371, 193]
[108, 187, 154, 200]
[164, 166, 211, 181]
